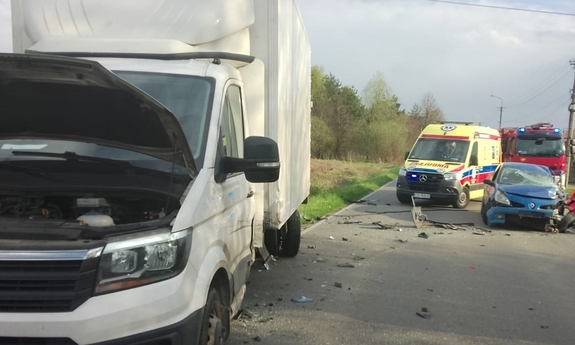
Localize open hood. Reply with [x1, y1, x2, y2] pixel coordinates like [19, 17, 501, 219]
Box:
[0, 53, 196, 173]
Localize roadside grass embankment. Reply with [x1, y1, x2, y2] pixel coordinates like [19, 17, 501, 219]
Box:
[299, 159, 399, 226]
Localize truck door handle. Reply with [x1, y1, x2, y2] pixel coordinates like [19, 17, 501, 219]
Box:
[247, 191, 254, 198]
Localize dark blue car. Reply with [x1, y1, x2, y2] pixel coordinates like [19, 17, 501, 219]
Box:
[481, 162, 560, 229]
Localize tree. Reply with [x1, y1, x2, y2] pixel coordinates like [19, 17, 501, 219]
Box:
[419, 92, 445, 128]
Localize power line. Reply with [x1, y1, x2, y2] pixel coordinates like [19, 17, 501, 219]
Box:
[503, 93, 571, 124]
[546, 98, 571, 118]
[506, 63, 571, 105]
[506, 69, 572, 107]
[420, 0, 575, 16]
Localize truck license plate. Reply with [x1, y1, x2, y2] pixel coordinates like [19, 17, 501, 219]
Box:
[413, 193, 430, 199]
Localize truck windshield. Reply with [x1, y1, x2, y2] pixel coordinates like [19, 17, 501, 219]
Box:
[409, 139, 470, 163]
[516, 137, 564, 157]
[114, 71, 215, 168]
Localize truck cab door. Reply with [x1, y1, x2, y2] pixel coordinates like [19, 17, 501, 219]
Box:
[215, 83, 254, 296]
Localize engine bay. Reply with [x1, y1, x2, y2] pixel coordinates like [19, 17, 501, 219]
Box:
[0, 194, 175, 226]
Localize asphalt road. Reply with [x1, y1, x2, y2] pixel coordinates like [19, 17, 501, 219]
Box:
[228, 181, 575, 345]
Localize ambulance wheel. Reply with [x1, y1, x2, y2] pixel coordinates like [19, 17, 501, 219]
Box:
[558, 212, 575, 233]
[264, 229, 280, 256]
[281, 210, 301, 257]
[453, 187, 470, 209]
[199, 288, 227, 345]
[397, 192, 412, 205]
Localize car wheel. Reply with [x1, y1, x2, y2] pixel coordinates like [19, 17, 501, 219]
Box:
[558, 212, 575, 233]
[199, 288, 227, 345]
[452, 187, 470, 209]
[481, 202, 490, 226]
[280, 210, 301, 257]
[397, 192, 412, 204]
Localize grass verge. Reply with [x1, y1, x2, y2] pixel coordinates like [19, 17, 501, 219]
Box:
[299, 159, 399, 226]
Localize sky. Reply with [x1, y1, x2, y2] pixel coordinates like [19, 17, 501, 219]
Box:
[1, 0, 575, 129]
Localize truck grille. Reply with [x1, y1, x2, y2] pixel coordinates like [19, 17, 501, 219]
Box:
[406, 173, 444, 192]
[0, 338, 77, 345]
[0, 257, 99, 312]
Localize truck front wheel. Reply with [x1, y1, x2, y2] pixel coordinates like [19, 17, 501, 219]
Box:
[199, 288, 227, 345]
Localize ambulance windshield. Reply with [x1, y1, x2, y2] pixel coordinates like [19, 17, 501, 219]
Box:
[409, 139, 470, 163]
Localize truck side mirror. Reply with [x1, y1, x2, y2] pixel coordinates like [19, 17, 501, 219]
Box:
[470, 154, 478, 166]
[224, 136, 281, 183]
[404, 151, 410, 160]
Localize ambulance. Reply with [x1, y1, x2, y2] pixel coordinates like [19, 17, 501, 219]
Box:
[397, 122, 501, 208]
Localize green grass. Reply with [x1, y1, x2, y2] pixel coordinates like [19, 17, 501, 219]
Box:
[299, 162, 399, 226]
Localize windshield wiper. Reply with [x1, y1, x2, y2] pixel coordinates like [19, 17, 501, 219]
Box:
[0, 161, 61, 182]
[11, 151, 184, 180]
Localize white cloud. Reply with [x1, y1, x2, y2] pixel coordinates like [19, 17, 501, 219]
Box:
[295, 0, 575, 128]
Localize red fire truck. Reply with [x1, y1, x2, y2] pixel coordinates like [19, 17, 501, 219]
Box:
[500, 123, 566, 187]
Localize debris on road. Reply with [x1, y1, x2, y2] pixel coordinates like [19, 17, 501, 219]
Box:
[352, 254, 365, 261]
[307, 245, 316, 249]
[397, 239, 408, 244]
[253, 335, 262, 342]
[541, 326, 549, 329]
[346, 198, 379, 204]
[472, 231, 486, 236]
[339, 220, 362, 225]
[334, 282, 343, 288]
[416, 311, 431, 319]
[329, 236, 335, 240]
[302, 215, 312, 222]
[418, 232, 429, 239]
[342, 237, 349, 241]
[290, 296, 314, 303]
[427, 289, 434, 292]
[372, 221, 399, 230]
[470, 266, 476, 270]
[421, 307, 429, 312]
[337, 263, 355, 268]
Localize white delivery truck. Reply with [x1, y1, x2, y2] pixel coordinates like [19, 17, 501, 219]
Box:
[0, 0, 311, 344]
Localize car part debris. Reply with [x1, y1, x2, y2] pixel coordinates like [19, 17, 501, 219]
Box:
[329, 236, 334, 240]
[334, 282, 342, 288]
[307, 245, 316, 249]
[411, 197, 427, 229]
[416, 311, 431, 319]
[397, 239, 408, 243]
[342, 237, 349, 241]
[472, 231, 486, 236]
[339, 220, 362, 224]
[372, 221, 399, 230]
[418, 232, 429, 239]
[290, 296, 314, 303]
[337, 263, 355, 268]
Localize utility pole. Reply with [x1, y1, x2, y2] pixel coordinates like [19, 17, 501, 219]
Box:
[490, 95, 504, 129]
[565, 59, 575, 186]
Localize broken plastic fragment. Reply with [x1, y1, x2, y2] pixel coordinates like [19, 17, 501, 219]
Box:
[290, 296, 314, 303]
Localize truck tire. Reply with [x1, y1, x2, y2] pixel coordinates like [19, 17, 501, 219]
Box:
[558, 212, 575, 233]
[452, 187, 470, 209]
[199, 288, 227, 345]
[281, 210, 301, 257]
[264, 229, 280, 256]
[396, 192, 412, 205]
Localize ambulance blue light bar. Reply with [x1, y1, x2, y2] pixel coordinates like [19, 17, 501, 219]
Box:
[554, 128, 561, 133]
[518, 127, 526, 133]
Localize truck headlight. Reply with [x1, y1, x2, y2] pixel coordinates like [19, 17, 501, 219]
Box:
[399, 168, 407, 177]
[95, 229, 192, 295]
[494, 190, 511, 206]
